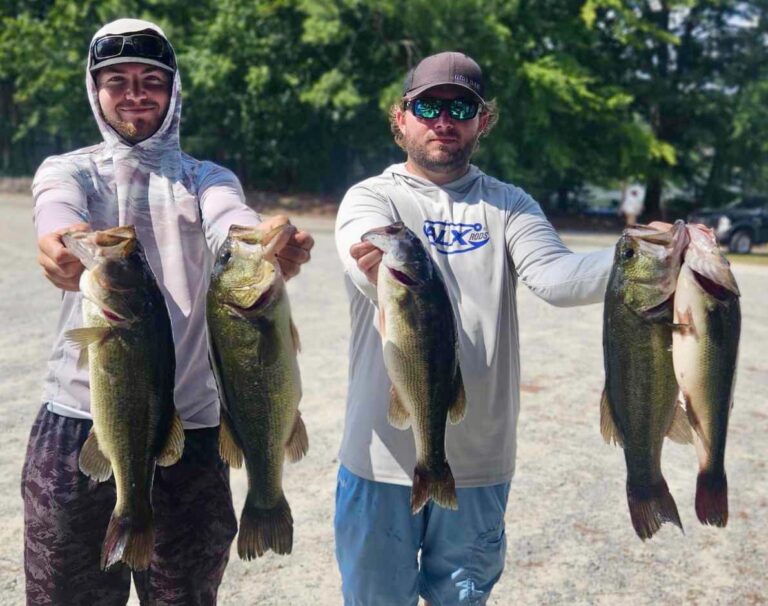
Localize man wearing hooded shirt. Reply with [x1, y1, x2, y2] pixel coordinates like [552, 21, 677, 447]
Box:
[23, 18, 313, 605]
[334, 52, 615, 605]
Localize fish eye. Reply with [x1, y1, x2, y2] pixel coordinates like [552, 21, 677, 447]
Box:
[221, 250, 232, 264]
[623, 248, 635, 259]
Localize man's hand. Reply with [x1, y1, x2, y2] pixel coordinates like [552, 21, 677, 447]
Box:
[258, 215, 314, 280]
[37, 223, 90, 291]
[350, 241, 382, 286]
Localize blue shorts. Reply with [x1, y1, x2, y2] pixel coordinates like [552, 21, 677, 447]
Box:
[334, 465, 510, 606]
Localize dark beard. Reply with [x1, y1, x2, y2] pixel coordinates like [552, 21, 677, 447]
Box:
[406, 137, 476, 175]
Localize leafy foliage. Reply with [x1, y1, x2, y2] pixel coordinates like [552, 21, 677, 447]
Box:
[2, 0, 767, 212]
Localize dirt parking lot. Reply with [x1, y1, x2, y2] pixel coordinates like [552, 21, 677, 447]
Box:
[1, 194, 766, 605]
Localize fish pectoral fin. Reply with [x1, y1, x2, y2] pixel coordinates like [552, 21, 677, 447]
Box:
[76, 347, 89, 370]
[448, 371, 466, 425]
[218, 415, 244, 469]
[666, 399, 694, 445]
[285, 411, 309, 463]
[157, 413, 185, 467]
[66, 327, 111, 349]
[600, 390, 624, 447]
[671, 307, 696, 336]
[78, 429, 113, 481]
[66, 327, 110, 369]
[290, 318, 302, 354]
[388, 385, 411, 430]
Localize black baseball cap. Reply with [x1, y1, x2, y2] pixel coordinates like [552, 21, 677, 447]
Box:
[402, 52, 485, 103]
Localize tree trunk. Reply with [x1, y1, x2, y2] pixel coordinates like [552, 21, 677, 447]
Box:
[643, 176, 663, 221]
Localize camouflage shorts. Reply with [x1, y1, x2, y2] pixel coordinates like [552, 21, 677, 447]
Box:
[22, 404, 238, 606]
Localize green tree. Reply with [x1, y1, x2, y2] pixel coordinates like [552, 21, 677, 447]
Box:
[583, 0, 768, 216]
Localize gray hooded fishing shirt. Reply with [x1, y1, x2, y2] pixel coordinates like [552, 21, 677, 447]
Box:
[335, 163, 614, 487]
[33, 19, 261, 428]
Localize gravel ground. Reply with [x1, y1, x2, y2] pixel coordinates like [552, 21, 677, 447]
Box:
[1, 194, 766, 605]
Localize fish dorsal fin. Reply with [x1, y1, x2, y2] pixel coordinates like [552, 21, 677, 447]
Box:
[448, 367, 466, 425]
[285, 411, 309, 463]
[218, 414, 244, 469]
[290, 318, 302, 354]
[388, 385, 411, 430]
[600, 389, 624, 447]
[78, 429, 113, 481]
[666, 399, 694, 445]
[157, 413, 185, 467]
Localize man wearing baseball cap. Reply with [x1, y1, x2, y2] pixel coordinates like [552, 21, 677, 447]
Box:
[334, 51, 614, 604]
[23, 18, 313, 604]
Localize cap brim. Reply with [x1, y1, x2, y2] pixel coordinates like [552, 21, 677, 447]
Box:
[90, 56, 175, 73]
[403, 81, 484, 103]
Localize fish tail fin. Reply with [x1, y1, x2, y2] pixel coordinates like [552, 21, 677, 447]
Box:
[411, 463, 458, 514]
[626, 479, 683, 540]
[237, 494, 293, 559]
[696, 471, 728, 527]
[101, 509, 154, 571]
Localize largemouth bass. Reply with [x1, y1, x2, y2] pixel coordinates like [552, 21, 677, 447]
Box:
[673, 224, 740, 527]
[362, 222, 465, 514]
[601, 221, 692, 540]
[63, 226, 183, 570]
[207, 223, 307, 559]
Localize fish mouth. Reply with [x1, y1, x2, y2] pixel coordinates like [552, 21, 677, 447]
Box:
[227, 285, 275, 313]
[228, 223, 295, 263]
[362, 222, 407, 250]
[80, 276, 130, 324]
[626, 220, 688, 251]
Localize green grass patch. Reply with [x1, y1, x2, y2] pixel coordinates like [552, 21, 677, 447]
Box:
[726, 252, 768, 266]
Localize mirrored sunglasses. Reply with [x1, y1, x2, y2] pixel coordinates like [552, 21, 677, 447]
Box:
[406, 97, 481, 121]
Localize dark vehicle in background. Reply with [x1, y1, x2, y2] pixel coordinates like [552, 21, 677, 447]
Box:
[688, 196, 768, 253]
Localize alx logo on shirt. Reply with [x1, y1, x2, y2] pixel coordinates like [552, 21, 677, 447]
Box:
[423, 220, 490, 254]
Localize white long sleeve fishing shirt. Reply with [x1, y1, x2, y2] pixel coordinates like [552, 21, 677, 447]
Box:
[335, 163, 613, 487]
[33, 19, 261, 428]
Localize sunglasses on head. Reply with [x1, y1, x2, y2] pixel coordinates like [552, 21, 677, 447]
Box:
[406, 97, 481, 121]
[92, 33, 175, 70]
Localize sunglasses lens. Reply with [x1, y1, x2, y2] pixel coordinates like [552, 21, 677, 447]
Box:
[412, 99, 442, 119]
[450, 99, 479, 120]
[93, 36, 124, 60]
[130, 35, 166, 58]
[411, 98, 479, 120]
